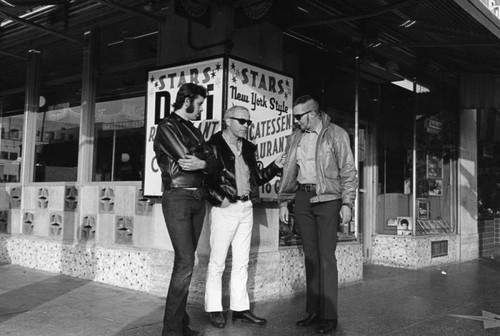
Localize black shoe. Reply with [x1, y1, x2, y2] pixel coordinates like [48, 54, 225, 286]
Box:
[183, 325, 202, 336]
[208, 311, 226, 328]
[316, 319, 337, 334]
[232, 310, 267, 325]
[296, 313, 321, 327]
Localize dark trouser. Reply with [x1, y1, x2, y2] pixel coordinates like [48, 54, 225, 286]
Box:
[161, 188, 206, 336]
[295, 189, 340, 320]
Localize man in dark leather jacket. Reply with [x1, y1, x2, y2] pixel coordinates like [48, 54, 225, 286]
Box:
[153, 83, 216, 336]
[203, 105, 285, 329]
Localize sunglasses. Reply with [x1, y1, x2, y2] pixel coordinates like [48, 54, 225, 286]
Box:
[229, 117, 252, 126]
[293, 110, 314, 121]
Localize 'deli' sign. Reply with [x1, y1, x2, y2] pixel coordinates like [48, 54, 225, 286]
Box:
[144, 57, 293, 199]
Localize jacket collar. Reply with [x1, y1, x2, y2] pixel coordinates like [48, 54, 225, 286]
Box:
[210, 131, 256, 153]
[320, 112, 331, 130]
[169, 111, 191, 125]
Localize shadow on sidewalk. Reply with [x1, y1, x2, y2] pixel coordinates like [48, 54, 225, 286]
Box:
[0, 272, 90, 324]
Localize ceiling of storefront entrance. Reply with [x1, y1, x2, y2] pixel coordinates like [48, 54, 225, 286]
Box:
[1, 0, 500, 99]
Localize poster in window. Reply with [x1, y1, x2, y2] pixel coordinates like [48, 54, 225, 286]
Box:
[417, 199, 429, 219]
[397, 217, 412, 235]
[426, 152, 443, 179]
[428, 179, 443, 196]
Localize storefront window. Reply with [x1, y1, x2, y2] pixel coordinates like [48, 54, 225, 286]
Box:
[33, 36, 82, 182]
[92, 21, 156, 182]
[35, 81, 81, 182]
[0, 93, 25, 183]
[376, 84, 458, 235]
[478, 108, 500, 219]
[93, 97, 145, 181]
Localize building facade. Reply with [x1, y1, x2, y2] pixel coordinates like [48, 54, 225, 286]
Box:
[0, 0, 499, 302]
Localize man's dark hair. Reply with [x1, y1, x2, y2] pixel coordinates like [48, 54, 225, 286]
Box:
[293, 95, 316, 108]
[172, 83, 207, 110]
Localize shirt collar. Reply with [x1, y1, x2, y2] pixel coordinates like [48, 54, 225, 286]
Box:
[222, 131, 242, 151]
[306, 120, 322, 134]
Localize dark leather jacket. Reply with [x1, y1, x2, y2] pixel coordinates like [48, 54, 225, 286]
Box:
[153, 112, 216, 189]
[205, 131, 281, 206]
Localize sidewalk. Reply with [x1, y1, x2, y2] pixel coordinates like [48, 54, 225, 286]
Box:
[1, 258, 500, 336]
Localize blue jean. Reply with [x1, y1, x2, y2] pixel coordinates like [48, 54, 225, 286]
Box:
[161, 188, 206, 336]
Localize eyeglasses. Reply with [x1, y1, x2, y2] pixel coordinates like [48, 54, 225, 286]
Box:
[229, 117, 252, 126]
[293, 110, 314, 121]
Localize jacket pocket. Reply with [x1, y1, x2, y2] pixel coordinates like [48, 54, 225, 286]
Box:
[323, 151, 339, 179]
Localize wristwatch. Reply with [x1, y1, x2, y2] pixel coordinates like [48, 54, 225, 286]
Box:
[342, 203, 353, 209]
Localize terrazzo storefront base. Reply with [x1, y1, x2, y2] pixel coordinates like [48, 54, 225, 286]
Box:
[0, 234, 363, 302]
[371, 234, 460, 269]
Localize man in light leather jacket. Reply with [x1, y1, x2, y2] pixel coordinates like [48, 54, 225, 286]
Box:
[203, 105, 285, 329]
[154, 83, 216, 336]
[278, 95, 357, 335]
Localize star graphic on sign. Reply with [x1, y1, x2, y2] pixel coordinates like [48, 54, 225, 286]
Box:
[231, 62, 236, 70]
[216, 62, 222, 71]
[150, 76, 155, 83]
[232, 75, 237, 83]
[449, 310, 500, 329]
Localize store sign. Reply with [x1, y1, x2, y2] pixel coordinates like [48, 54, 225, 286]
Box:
[425, 117, 442, 134]
[144, 58, 225, 196]
[227, 59, 294, 199]
[144, 57, 293, 198]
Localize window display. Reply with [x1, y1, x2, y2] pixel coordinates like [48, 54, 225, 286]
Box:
[376, 84, 457, 236]
[478, 108, 500, 218]
[0, 93, 24, 183]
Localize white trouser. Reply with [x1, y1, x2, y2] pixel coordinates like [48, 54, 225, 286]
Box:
[205, 200, 253, 312]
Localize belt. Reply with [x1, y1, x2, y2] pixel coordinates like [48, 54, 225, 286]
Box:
[235, 194, 250, 202]
[298, 184, 316, 193]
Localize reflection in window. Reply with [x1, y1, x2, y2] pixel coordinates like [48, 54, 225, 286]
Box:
[34, 36, 82, 182]
[93, 97, 145, 181]
[0, 113, 24, 183]
[35, 103, 80, 182]
[478, 108, 500, 219]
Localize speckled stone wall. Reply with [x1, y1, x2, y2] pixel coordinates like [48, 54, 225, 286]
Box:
[372, 234, 460, 269]
[0, 233, 362, 302]
[279, 241, 363, 297]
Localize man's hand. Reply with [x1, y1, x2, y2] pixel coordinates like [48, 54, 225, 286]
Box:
[339, 205, 352, 224]
[274, 152, 287, 168]
[178, 154, 206, 171]
[279, 205, 289, 223]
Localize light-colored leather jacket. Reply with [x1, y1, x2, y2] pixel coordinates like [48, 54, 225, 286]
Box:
[278, 113, 357, 205]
